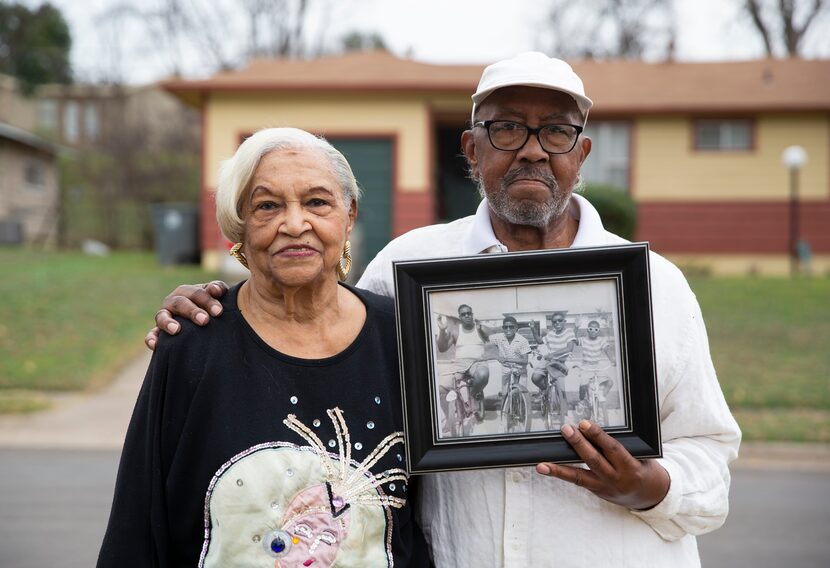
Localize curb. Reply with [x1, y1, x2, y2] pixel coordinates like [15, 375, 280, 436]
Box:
[732, 441, 830, 473]
[1, 350, 829, 474]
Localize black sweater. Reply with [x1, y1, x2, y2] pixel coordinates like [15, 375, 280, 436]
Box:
[98, 282, 429, 567]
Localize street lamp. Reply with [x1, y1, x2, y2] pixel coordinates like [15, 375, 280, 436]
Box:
[781, 145, 808, 276]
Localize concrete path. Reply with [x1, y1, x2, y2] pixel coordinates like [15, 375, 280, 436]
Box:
[0, 351, 150, 450]
[1, 349, 829, 472]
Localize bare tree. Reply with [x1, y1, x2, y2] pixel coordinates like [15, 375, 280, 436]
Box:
[744, 0, 829, 57]
[540, 0, 676, 60]
[243, 0, 311, 58]
[96, 0, 339, 80]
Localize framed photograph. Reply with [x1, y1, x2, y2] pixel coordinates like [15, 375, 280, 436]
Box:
[393, 242, 660, 474]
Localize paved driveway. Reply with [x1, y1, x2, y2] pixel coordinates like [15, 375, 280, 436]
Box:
[1, 447, 829, 568]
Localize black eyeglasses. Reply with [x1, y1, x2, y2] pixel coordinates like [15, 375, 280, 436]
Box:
[473, 120, 583, 154]
[459, 311, 473, 317]
[502, 324, 517, 330]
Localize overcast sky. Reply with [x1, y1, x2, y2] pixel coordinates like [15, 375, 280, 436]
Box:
[43, 0, 830, 85]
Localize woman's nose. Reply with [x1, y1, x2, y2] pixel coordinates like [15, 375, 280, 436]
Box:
[281, 203, 310, 235]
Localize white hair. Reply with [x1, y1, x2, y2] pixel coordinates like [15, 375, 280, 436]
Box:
[215, 127, 361, 243]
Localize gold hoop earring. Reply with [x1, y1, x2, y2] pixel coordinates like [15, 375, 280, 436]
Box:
[337, 240, 352, 281]
[229, 242, 249, 269]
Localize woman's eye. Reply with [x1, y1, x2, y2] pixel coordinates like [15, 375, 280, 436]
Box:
[293, 523, 313, 538]
[307, 198, 330, 207]
[255, 201, 278, 210]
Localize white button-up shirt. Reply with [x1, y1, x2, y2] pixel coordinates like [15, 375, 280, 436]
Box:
[358, 194, 741, 568]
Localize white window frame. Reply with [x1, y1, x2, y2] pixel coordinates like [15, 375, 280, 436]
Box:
[693, 119, 753, 151]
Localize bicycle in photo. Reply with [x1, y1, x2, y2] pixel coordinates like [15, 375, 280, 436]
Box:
[574, 365, 614, 427]
[500, 362, 531, 434]
[443, 370, 475, 437]
[540, 357, 569, 430]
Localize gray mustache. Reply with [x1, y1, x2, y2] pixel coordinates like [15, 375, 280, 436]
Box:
[502, 167, 558, 190]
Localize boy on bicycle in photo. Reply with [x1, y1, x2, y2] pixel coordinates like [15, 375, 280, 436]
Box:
[530, 312, 578, 424]
[574, 320, 616, 422]
[488, 316, 531, 395]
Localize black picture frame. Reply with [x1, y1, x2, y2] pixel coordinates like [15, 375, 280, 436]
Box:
[393, 242, 661, 474]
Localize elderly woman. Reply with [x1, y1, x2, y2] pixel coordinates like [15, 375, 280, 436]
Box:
[98, 128, 428, 567]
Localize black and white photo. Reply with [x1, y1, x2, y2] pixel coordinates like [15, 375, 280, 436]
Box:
[427, 278, 626, 441]
[394, 243, 661, 473]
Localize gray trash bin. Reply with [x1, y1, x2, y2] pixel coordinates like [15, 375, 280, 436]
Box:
[0, 219, 23, 246]
[149, 203, 199, 265]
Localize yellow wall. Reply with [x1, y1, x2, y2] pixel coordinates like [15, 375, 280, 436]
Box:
[634, 113, 830, 201]
[203, 92, 434, 191]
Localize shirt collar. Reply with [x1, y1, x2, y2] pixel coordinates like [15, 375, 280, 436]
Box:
[462, 193, 605, 254]
[569, 193, 606, 248]
[462, 198, 507, 254]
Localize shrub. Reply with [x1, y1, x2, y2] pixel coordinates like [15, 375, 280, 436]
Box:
[580, 184, 637, 240]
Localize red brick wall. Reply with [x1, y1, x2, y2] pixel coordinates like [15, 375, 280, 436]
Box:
[393, 190, 435, 237]
[636, 201, 830, 254]
[200, 186, 223, 249]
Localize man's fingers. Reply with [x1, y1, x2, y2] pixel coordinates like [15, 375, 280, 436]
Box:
[561, 422, 615, 479]
[162, 284, 225, 320]
[536, 463, 598, 490]
[155, 307, 183, 334]
[184, 286, 223, 317]
[144, 326, 160, 351]
[578, 420, 638, 470]
[206, 280, 229, 300]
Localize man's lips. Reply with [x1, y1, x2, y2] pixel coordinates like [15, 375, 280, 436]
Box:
[510, 177, 549, 186]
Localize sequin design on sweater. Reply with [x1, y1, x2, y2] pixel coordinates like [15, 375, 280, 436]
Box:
[199, 408, 407, 567]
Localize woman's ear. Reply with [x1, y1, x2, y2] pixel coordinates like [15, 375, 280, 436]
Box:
[346, 199, 358, 237]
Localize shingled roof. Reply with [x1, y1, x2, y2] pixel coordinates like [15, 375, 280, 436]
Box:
[162, 50, 830, 114]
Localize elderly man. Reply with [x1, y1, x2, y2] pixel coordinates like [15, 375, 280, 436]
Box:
[149, 52, 740, 567]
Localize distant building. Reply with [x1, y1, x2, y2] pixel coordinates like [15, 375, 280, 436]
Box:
[164, 52, 830, 275]
[0, 121, 59, 245]
[0, 73, 201, 249]
[34, 82, 199, 151]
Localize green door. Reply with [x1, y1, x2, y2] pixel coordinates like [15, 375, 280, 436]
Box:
[328, 139, 393, 280]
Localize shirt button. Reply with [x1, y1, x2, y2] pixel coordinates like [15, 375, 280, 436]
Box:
[511, 471, 523, 483]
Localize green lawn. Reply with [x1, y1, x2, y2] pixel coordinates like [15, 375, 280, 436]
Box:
[689, 276, 830, 442]
[1, 250, 827, 443]
[0, 249, 216, 410]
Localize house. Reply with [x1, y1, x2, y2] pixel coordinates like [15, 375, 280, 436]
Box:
[35, 82, 200, 152]
[0, 75, 60, 245]
[0, 73, 202, 249]
[163, 51, 830, 275]
[0, 121, 60, 245]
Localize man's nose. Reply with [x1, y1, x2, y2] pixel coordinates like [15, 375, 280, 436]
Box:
[516, 131, 549, 162]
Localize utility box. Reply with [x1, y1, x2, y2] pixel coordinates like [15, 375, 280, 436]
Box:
[0, 219, 23, 245]
[149, 203, 199, 265]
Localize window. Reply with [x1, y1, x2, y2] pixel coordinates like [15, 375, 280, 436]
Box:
[38, 99, 58, 133]
[694, 119, 752, 151]
[581, 121, 630, 191]
[24, 159, 47, 189]
[84, 102, 99, 141]
[63, 100, 79, 142]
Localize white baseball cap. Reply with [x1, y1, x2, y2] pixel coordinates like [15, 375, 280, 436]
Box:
[471, 52, 593, 124]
